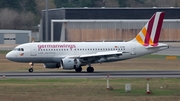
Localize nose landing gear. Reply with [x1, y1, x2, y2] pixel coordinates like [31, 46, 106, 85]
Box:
[29, 62, 34, 73]
[28, 68, 33, 73]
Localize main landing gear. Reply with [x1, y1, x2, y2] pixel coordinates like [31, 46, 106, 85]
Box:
[87, 67, 94, 73]
[75, 66, 82, 72]
[29, 62, 34, 73]
[87, 64, 94, 73]
[75, 65, 94, 73]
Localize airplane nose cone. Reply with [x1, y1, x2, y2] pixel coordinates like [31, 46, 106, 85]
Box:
[6, 52, 11, 60]
[6, 52, 14, 61]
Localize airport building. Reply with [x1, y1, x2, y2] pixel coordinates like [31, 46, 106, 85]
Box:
[0, 30, 32, 44]
[42, 8, 180, 42]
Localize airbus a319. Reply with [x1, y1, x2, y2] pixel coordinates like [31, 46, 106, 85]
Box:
[6, 12, 169, 73]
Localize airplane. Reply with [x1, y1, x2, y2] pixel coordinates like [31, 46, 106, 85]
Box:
[6, 12, 169, 73]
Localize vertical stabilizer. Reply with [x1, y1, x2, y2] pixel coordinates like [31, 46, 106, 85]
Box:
[131, 12, 165, 46]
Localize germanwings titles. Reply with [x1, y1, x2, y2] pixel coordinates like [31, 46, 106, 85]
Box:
[6, 12, 169, 73]
[38, 44, 76, 49]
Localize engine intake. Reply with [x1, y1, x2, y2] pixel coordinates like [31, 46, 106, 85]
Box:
[61, 58, 81, 70]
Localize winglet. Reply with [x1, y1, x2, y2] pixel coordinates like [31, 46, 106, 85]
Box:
[131, 12, 165, 46]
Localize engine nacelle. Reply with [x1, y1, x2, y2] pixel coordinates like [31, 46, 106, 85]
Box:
[61, 58, 81, 70]
[43, 63, 60, 69]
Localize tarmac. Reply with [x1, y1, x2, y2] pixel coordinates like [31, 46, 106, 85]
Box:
[0, 70, 180, 79]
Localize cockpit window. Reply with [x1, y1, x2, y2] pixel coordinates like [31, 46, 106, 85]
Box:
[21, 48, 24, 51]
[13, 48, 24, 51]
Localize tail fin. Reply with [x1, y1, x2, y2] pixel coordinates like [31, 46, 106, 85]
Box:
[131, 12, 165, 46]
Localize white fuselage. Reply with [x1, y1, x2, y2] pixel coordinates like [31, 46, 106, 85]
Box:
[6, 41, 168, 64]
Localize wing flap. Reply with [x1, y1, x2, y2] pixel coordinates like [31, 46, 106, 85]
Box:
[80, 51, 123, 58]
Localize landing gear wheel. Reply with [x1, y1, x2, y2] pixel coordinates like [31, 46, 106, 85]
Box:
[29, 62, 34, 73]
[87, 67, 94, 73]
[75, 66, 82, 72]
[29, 68, 33, 73]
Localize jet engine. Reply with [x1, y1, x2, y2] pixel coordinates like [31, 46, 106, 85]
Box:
[60, 58, 81, 70]
[43, 63, 60, 69]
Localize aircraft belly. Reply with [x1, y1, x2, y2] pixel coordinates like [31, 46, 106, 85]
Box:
[10, 57, 54, 63]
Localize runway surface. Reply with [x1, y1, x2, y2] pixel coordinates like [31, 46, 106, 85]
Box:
[0, 71, 180, 79]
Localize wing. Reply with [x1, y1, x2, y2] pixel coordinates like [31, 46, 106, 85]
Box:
[64, 51, 125, 64]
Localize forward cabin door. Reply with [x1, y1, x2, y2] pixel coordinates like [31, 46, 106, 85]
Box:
[30, 44, 37, 56]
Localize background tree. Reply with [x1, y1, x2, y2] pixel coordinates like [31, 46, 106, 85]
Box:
[135, 0, 144, 4]
[19, 0, 37, 14]
[0, 0, 37, 13]
[118, 0, 127, 7]
[0, 0, 21, 10]
[35, 0, 55, 16]
[0, 8, 36, 30]
[0, 0, 179, 30]
[54, 0, 96, 7]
